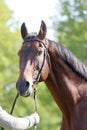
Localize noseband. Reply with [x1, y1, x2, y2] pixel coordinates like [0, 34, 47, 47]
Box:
[23, 37, 51, 83]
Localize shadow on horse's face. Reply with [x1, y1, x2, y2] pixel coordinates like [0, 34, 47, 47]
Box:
[16, 21, 50, 97]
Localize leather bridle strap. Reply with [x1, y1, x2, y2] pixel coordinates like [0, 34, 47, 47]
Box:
[35, 48, 46, 82]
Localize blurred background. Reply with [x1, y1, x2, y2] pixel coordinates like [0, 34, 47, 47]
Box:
[0, 0, 87, 130]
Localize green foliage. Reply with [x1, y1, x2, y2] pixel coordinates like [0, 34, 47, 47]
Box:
[52, 0, 87, 65]
[0, 0, 21, 110]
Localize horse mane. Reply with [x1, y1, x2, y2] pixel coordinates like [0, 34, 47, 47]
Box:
[49, 40, 87, 80]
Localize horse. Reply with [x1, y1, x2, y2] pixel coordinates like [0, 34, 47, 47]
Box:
[16, 20, 87, 130]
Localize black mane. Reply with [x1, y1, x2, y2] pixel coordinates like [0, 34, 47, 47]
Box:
[51, 40, 87, 80]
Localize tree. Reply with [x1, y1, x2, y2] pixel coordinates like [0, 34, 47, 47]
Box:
[52, 0, 87, 64]
[0, 0, 21, 109]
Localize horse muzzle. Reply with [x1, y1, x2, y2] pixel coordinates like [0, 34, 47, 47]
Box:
[16, 78, 33, 97]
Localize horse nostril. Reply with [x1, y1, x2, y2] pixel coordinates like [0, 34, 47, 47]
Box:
[25, 81, 30, 88]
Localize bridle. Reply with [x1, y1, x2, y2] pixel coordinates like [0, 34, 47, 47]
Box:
[23, 37, 51, 83]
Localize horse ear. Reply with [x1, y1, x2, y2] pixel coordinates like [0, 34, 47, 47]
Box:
[21, 23, 28, 39]
[38, 20, 47, 40]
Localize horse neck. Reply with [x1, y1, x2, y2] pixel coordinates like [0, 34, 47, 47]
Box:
[45, 40, 82, 118]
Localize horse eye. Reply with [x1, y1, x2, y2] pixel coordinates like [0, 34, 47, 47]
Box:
[37, 50, 42, 56]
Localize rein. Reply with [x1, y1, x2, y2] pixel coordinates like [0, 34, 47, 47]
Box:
[33, 88, 37, 130]
[10, 93, 19, 115]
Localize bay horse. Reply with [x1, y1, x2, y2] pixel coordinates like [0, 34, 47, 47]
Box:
[16, 20, 87, 130]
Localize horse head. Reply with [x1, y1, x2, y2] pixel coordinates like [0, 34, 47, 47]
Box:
[16, 21, 51, 97]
